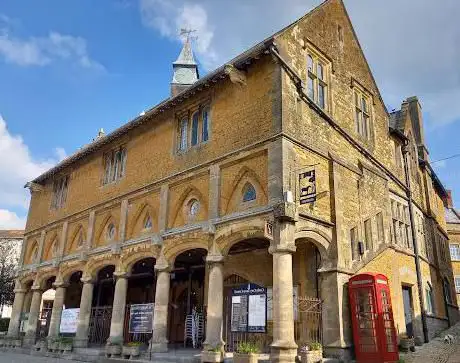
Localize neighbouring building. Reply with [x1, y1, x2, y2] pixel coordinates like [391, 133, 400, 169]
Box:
[446, 191, 460, 307]
[7, 0, 459, 361]
[0, 230, 23, 319]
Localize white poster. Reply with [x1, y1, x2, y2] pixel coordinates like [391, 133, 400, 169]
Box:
[248, 294, 266, 329]
[60, 308, 80, 333]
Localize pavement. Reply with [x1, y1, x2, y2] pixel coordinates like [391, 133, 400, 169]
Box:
[0, 351, 72, 362]
[400, 322, 460, 363]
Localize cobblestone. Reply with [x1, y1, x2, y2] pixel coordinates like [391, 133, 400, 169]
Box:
[401, 323, 460, 363]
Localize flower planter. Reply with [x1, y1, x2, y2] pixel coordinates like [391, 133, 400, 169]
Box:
[233, 352, 259, 363]
[122, 345, 141, 359]
[106, 343, 122, 358]
[34, 340, 47, 352]
[47, 339, 60, 352]
[399, 337, 415, 352]
[59, 341, 73, 353]
[300, 349, 323, 363]
[201, 350, 223, 363]
[11, 339, 22, 348]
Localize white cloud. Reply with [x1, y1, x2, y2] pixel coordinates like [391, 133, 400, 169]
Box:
[140, 0, 217, 68]
[0, 17, 103, 70]
[0, 209, 26, 229]
[54, 147, 67, 162]
[0, 115, 63, 229]
[139, 0, 460, 125]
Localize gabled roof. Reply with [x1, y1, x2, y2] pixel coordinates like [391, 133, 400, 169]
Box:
[446, 207, 460, 224]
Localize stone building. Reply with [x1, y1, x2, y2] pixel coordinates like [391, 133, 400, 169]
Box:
[0, 230, 23, 319]
[7, 0, 459, 361]
[446, 191, 460, 307]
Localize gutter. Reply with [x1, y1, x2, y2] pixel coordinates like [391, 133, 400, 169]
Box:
[402, 140, 429, 343]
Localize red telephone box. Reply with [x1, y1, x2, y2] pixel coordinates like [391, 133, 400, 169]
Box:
[349, 273, 399, 363]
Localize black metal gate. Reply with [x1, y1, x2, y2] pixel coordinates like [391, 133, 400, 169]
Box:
[294, 296, 323, 346]
[37, 307, 52, 339]
[88, 306, 112, 345]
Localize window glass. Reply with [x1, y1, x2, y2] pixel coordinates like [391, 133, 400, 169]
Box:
[189, 199, 200, 218]
[307, 55, 314, 72]
[317, 63, 323, 80]
[307, 75, 315, 99]
[455, 276, 460, 293]
[191, 112, 199, 146]
[450, 244, 460, 260]
[318, 84, 325, 109]
[243, 183, 257, 202]
[202, 107, 209, 142]
[180, 118, 188, 151]
[107, 223, 116, 241]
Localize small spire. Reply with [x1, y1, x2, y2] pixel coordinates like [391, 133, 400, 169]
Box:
[174, 33, 197, 66]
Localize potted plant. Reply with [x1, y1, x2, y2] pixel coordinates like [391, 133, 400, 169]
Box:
[59, 336, 73, 353]
[122, 341, 142, 359]
[399, 335, 415, 352]
[201, 346, 223, 363]
[47, 336, 60, 352]
[299, 342, 323, 363]
[106, 337, 123, 358]
[34, 339, 47, 352]
[233, 342, 259, 363]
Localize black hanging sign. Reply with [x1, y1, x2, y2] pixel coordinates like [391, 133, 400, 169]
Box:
[299, 169, 316, 204]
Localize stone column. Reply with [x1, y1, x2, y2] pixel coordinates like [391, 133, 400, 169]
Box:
[107, 272, 128, 345]
[7, 283, 27, 338]
[48, 283, 67, 338]
[203, 254, 225, 350]
[270, 203, 298, 363]
[151, 264, 170, 352]
[23, 287, 43, 346]
[74, 278, 94, 348]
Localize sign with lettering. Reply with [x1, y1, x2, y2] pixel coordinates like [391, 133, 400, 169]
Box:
[231, 283, 267, 333]
[299, 169, 316, 204]
[60, 308, 80, 333]
[129, 303, 154, 333]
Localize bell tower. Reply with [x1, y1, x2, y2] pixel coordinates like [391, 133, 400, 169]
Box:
[171, 29, 199, 97]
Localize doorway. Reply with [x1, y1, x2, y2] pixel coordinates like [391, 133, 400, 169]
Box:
[168, 248, 206, 347]
[402, 286, 414, 337]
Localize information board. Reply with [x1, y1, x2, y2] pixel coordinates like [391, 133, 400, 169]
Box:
[129, 303, 154, 333]
[231, 283, 266, 333]
[60, 308, 80, 334]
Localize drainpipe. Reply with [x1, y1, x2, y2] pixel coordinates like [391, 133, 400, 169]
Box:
[402, 140, 429, 343]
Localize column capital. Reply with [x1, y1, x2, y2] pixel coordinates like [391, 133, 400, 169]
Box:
[80, 276, 95, 284]
[113, 271, 129, 279]
[154, 263, 172, 273]
[206, 254, 224, 265]
[31, 285, 43, 292]
[269, 244, 296, 255]
[53, 282, 69, 289]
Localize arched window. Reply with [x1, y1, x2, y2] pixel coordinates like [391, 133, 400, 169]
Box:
[191, 112, 199, 146]
[242, 183, 256, 202]
[31, 243, 39, 263]
[179, 118, 188, 151]
[202, 107, 210, 142]
[188, 199, 200, 219]
[77, 230, 84, 248]
[106, 223, 116, 241]
[425, 283, 435, 314]
[51, 238, 59, 257]
[143, 214, 152, 230]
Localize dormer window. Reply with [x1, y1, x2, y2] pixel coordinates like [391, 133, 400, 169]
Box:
[51, 176, 68, 209]
[103, 146, 127, 185]
[176, 104, 211, 153]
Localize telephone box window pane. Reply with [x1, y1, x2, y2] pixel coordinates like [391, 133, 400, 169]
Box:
[354, 289, 378, 353]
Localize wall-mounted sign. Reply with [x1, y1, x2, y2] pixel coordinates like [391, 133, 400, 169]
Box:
[60, 308, 80, 334]
[299, 169, 316, 204]
[129, 303, 154, 333]
[231, 283, 267, 333]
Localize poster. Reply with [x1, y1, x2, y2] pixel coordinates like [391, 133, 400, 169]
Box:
[248, 294, 266, 332]
[60, 308, 80, 333]
[231, 283, 266, 333]
[129, 303, 154, 333]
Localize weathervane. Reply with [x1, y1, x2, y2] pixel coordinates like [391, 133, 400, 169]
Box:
[180, 28, 198, 43]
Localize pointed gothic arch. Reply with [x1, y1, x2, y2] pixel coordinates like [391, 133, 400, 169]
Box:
[223, 166, 267, 215]
[95, 214, 117, 247]
[170, 185, 208, 227]
[67, 224, 86, 253]
[25, 239, 40, 265]
[128, 202, 156, 239]
[43, 232, 59, 261]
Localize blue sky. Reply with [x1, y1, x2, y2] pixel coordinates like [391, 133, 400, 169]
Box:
[1, 0, 460, 228]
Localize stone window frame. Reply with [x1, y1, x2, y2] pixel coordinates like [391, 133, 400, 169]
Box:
[305, 44, 332, 112]
[51, 175, 69, 210]
[375, 211, 384, 245]
[363, 218, 373, 252]
[454, 276, 460, 294]
[350, 226, 359, 261]
[425, 282, 435, 315]
[102, 145, 127, 185]
[390, 197, 412, 250]
[450, 243, 460, 261]
[175, 100, 212, 154]
[351, 79, 374, 142]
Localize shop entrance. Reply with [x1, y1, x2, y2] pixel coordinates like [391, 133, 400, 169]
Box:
[168, 248, 207, 348]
